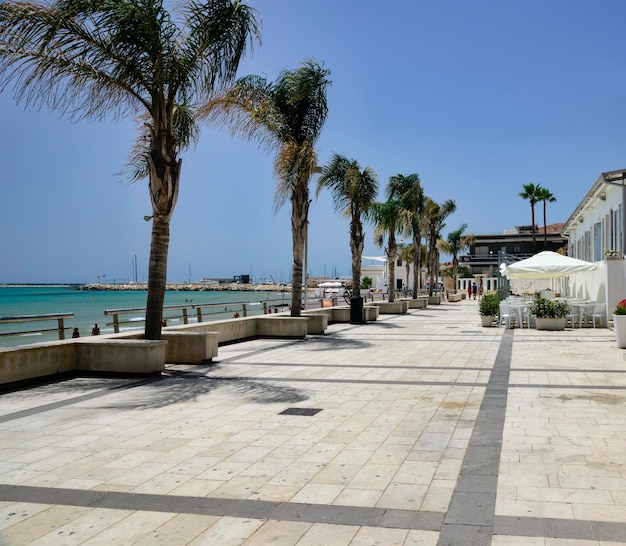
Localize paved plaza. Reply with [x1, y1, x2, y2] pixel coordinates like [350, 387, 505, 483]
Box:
[0, 298, 624, 545]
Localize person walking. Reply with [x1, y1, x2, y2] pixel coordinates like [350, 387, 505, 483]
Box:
[472, 283, 477, 300]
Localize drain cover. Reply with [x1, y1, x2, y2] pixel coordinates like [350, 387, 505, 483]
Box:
[279, 407, 322, 416]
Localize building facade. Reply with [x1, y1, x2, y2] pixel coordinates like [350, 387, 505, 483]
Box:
[562, 169, 625, 261]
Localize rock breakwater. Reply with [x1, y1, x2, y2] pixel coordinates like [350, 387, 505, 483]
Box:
[78, 283, 291, 292]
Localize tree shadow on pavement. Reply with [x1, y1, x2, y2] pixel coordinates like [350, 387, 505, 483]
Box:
[99, 371, 308, 409]
[304, 336, 372, 350]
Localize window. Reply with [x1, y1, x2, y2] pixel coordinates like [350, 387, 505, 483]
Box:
[396, 258, 402, 267]
[593, 222, 602, 261]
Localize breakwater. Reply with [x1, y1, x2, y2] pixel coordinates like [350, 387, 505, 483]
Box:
[78, 283, 291, 292]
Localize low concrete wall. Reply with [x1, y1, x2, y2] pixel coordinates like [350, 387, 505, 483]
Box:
[448, 293, 463, 302]
[75, 339, 167, 374]
[0, 342, 76, 385]
[428, 295, 442, 305]
[169, 315, 314, 343]
[400, 297, 428, 309]
[374, 301, 409, 314]
[305, 305, 379, 324]
[0, 314, 323, 386]
[301, 313, 329, 334]
[161, 331, 218, 364]
[257, 316, 308, 338]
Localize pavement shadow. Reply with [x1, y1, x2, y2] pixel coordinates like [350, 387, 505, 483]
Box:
[305, 336, 372, 350]
[100, 371, 307, 409]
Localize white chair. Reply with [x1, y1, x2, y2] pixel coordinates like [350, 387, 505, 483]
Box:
[499, 302, 515, 328]
[584, 302, 606, 328]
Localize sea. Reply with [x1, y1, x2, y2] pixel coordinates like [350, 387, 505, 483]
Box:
[0, 285, 292, 348]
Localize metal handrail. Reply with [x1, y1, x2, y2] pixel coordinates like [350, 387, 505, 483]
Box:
[0, 313, 75, 340]
[103, 300, 290, 333]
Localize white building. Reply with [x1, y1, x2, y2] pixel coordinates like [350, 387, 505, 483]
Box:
[562, 169, 626, 321]
[562, 169, 625, 261]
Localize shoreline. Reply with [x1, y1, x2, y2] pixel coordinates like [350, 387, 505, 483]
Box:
[78, 283, 292, 292]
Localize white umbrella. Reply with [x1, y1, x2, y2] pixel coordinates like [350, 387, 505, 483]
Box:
[500, 251, 598, 280]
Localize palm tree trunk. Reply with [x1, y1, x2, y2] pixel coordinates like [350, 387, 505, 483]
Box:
[531, 203, 536, 249]
[144, 130, 180, 339]
[145, 215, 170, 339]
[351, 217, 363, 298]
[452, 254, 458, 293]
[543, 201, 548, 247]
[412, 230, 420, 298]
[387, 235, 397, 302]
[290, 184, 309, 317]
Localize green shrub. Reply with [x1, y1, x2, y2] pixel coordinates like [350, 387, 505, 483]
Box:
[530, 298, 569, 318]
[479, 293, 499, 316]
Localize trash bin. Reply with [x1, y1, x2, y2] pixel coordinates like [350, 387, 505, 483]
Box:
[350, 295, 364, 324]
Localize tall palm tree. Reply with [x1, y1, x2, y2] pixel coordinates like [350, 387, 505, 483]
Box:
[317, 153, 378, 299]
[387, 173, 425, 298]
[519, 182, 543, 250]
[439, 223, 473, 294]
[0, 0, 260, 339]
[537, 187, 556, 247]
[424, 198, 456, 296]
[203, 59, 331, 317]
[371, 199, 401, 302]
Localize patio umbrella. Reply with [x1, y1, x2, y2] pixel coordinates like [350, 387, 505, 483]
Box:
[499, 251, 598, 280]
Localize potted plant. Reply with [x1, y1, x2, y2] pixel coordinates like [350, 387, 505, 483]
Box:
[612, 299, 626, 348]
[530, 298, 569, 331]
[604, 249, 623, 260]
[478, 293, 499, 327]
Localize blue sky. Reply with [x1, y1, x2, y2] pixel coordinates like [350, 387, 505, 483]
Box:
[2, 0, 626, 284]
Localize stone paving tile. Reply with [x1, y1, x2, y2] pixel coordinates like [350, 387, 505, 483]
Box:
[1, 299, 626, 544]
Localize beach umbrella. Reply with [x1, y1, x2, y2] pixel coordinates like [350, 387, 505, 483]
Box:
[500, 251, 598, 280]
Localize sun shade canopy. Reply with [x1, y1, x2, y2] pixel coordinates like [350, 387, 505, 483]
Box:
[499, 251, 598, 280]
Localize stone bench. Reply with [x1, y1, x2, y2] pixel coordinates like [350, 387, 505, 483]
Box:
[399, 297, 428, 309]
[75, 338, 167, 374]
[448, 293, 463, 302]
[373, 301, 409, 314]
[161, 331, 218, 364]
[256, 316, 309, 338]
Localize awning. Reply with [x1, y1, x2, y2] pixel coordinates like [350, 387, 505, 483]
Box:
[500, 251, 598, 280]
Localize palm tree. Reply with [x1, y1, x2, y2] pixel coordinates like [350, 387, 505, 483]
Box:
[424, 198, 457, 296]
[439, 223, 473, 294]
[519, 182, 543, 250]
[537, 187, 557, 247]
[317, 153, 378, 299]
[0, 0, 260, 339]
[387, 173, 425, 298]
[371, 199, 401, 302]
[203, 59, 331, 317]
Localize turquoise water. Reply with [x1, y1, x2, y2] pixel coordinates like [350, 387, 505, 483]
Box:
[0, 286, 290, 348]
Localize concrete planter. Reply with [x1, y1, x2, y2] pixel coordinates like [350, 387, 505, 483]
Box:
[480, 315, 495, 327]
[612, 314, 626, 348]
[535, 317, 566, 331]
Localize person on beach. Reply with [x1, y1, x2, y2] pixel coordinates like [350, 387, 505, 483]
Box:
[72, 328, 80, 338]
[91, 324, 100, 336]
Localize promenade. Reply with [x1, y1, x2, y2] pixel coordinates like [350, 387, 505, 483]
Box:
[0, 298, 623, 545]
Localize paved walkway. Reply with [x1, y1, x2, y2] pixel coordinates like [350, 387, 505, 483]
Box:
[0, 298, 624, 545]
